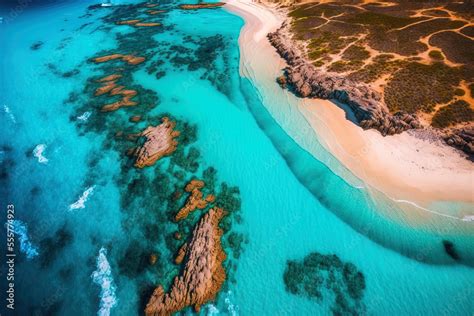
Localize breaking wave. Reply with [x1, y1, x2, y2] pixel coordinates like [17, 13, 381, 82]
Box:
[11, 220, 39, 259]
[3, 105, 16, 123]
[206, 304, 220, 315]
[462, 215, 474, 222]
[69, 186, 95, 210]
[77, 111, 91, 122]
[224, 290, 239, 316]
[91, 247, 117, 316]
[33, 144, 49, 164]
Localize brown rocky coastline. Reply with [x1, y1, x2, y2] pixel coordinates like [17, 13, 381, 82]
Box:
[267, 22, 473, 156]
[145, 207, 227, 316]
[130, 117, 180, 168]
[444, 128, 474, 158]
[268, 24, 421, 136]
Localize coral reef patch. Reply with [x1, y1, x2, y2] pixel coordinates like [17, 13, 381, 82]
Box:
[284, 252, 366, 315]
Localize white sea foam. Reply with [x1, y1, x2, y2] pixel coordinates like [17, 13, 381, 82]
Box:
[224, 290, 239, 316]
[11, 220, 39, 259]
[69, 186, 95, 210]
[3, 105, 16, 123]
[33, 144, 49, 164]
[206, 304, 220, 315]
[392, 198, 462, 220]
[462, 215, 474, 222]
[91, 247, 117, 316]
[77, 111, 92, 122]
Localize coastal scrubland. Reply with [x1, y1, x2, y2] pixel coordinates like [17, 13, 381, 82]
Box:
[285, 1, 473, 130]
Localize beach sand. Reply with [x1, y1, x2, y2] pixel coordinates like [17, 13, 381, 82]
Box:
[224, 0, 474, 218]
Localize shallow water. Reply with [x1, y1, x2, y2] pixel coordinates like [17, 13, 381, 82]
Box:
[0, 1, 473, 315]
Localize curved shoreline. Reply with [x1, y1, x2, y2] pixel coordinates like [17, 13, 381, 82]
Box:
[224, 0, 474, 219]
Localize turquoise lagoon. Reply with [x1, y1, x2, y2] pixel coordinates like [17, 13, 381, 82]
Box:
[0, 0, 473, 315]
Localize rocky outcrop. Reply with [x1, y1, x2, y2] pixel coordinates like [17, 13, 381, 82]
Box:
[116, 19, 141, 25]
[175, 243, 187, 265]
[135, 22, 161, 27]
[267, 24, 421, 136]
[131, 117, 180, 168]
[94, 74, 138, 112]
[175, 180, 215, 221]
[116, 19, 161, 27]
[145, 207, 227, 315]
[130, 115, 142, 123]
[179, 2, 224, 10]
[444, 128, 474, 158]
[92, 54, 145, 65]
[149, 253, 158, 265]
[147, 10, 166, 15]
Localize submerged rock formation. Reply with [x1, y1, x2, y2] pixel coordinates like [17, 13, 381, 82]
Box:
[135, 22, 161, 27]
[147, 10, 166, 15]
[92, 54, 145, 65]
[179, 2, 224, 10]
[145, 207, 227, 315]
[130, 115, 142, 123]
[268, 25, 421, 136]
[131, 117, 180, 168]
[94, 74, 138, 112]
[175, 243, 187, 265]
[175, 179, 215, 221]
[116, 19, 141, 25]
[116, 19, 161, 27]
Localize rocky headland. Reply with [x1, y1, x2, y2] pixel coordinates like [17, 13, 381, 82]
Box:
[268, 24, 421, 136]
[262, 0, 474, 157]
[145, 207, 227, 315]
[131, 117, 180, 168]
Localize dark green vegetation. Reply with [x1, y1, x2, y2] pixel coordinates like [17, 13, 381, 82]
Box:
[384, 62, 462, 113]
[284, 252, 366, 315]
[288, 1, 473, 128]
[429, 31, 474, 65]
[432, 100, 474, 128]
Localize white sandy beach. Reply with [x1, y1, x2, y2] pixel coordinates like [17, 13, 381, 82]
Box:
[224, 0, 474, 219]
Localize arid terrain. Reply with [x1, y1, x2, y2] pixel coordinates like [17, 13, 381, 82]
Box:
[266, 0, 474, 155]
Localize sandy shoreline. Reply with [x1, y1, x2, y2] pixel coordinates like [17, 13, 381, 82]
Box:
[224, 0, 474, 218]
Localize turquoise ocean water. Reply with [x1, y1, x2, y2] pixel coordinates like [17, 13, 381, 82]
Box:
[0, 0, 473, 315]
